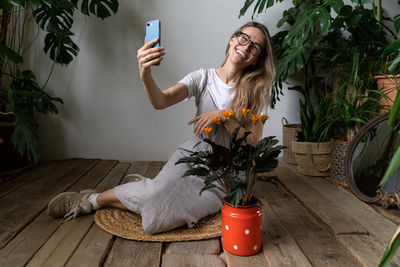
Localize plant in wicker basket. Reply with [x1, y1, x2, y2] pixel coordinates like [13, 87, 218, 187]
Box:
[176, 109, 285, 207]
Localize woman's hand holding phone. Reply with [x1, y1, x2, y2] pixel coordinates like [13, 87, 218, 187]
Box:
[137, 39, 165, 80]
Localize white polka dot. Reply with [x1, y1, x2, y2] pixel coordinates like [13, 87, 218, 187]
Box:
[253, 245, 258, 250]
[245, 229, 250, 235]
[233, 245, 238, 250]
[225, 225, 229, 230]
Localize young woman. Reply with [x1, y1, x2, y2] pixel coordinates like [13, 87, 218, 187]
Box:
[47, 21, 275, 234]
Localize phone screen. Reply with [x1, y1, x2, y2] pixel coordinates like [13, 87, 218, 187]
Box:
[146, 20, 161, 48]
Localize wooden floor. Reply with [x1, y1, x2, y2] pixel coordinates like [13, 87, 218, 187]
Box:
[0, 159, 399, 267]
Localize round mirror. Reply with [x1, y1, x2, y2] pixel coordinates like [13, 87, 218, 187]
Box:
[345, 113, 400, 208]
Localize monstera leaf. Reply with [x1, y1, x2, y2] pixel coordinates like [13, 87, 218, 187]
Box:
[43, 31, 79, 64]
[71, 0, 119, 19]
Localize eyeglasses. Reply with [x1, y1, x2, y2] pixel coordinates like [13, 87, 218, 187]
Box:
[236, 32, 263, 56]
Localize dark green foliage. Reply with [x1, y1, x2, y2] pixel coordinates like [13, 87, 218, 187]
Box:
[176, 126, 285, 207]
[0, 0, 119, 163]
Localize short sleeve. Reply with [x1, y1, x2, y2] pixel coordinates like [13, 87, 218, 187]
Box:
[178, 69, 206, 99]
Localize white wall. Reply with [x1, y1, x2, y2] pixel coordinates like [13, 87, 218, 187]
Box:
[30, 0, 399, 162]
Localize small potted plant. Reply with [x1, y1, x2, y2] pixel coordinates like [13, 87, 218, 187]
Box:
[176, 109, 284, 256]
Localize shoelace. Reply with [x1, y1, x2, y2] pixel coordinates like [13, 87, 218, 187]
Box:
[63, 192, 92, 222]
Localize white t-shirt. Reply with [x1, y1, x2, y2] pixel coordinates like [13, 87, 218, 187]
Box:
[179, 68, 234, 110]
[179, 68, 268, 114]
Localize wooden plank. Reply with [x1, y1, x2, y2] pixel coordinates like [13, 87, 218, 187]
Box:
[273, 165, 369, 235]
[165, 238, 221, 255]
[0, 212, 62, 267]
[258, 181, 362, 266]
[337, 234, 400, 267]
[0, 160, 63, 199]
[66, 162, 137, 267]
[0, 159, 83, 218]
[67, 223, 113, 267]
[119, 161, 150, 185]
[224, 250, 269, 267]
[0, 161, 124, 267]
[145, 161, 164, 178]
[103, 239, 162, 267]
[260, 198, 312, 267]
[162, 253, 226, 267]
[279, 161, 399, 244]
[103, 161, 163, 267]
[26, 215, 94, 267]
[25, 161, 123, 267]
[0, 159, 99, 249]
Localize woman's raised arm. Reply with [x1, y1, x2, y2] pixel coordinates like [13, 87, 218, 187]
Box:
[137, 39, 188, 109]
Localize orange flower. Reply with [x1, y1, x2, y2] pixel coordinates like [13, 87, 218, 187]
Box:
[212, 116, 221, 125]
[260, 114, 269, 124]
[203, 127, 212, 137]
[222, 110, 235, 120]
[251, 114, 260, 124]
[241, 108, 251, 118]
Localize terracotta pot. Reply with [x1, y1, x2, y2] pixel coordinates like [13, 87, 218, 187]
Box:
[374, 75, 400, 112]
[221, 198, 262, 256]
[292, 141, 331, 176]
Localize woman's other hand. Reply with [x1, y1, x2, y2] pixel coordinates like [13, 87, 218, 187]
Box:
[188, 110, 223, 134]
[137, 38, 165, 80]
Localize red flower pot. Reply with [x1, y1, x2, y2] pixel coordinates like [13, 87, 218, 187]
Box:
[221, 198, 262, 256]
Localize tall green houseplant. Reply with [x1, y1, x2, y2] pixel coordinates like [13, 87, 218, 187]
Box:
[240, 0, 395, 142]
[0, 0, 119, 170]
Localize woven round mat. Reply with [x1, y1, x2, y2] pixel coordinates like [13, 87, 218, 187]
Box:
[94, 208, 221, 242]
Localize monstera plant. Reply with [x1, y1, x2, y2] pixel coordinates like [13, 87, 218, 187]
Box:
[0, 0, 119, 170]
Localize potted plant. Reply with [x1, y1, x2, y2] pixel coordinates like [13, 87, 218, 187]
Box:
[323, 79, 388, 186]
[176, 109, 285, 256]
[0, 0, 119, 172]
[240, 0, 344, 176]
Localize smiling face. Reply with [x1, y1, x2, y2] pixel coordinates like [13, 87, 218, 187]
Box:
[227, 26, 266, 68]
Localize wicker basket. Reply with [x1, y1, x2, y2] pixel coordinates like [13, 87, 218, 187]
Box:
[282, 117, 301, 164]
[292, 141, 331, 176]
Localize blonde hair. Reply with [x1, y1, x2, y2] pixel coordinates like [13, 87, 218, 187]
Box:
[222, 21, 275, 122]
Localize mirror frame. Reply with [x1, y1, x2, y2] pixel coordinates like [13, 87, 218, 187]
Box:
[344, 113, 400, 208]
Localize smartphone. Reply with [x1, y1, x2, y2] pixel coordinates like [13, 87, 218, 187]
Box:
[146, 20, 161, 48]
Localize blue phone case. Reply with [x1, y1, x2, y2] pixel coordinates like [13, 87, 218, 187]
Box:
[146, 20, 161, 48]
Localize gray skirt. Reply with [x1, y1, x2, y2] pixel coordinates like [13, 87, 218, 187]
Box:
[114, 135, 225, 234]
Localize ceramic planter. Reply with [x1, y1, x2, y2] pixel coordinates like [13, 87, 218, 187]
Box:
[292, 141, 331, 176]
[328, 137, 350, 188]
[221, 198, 262, 256]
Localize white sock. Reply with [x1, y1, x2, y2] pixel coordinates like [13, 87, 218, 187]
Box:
[88, 193, 100, 210]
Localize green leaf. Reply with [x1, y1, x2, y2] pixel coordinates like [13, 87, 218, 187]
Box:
[380, 146, 400, 186]
[327, 0, 344, 14]
[43, 31, 79, 64]
[0, 44, 23, 64]
[10, 0, 26, 6]
[253, 159, 279, 173]
[239, 0, 256, 18]
[77, 0, 119, 19]
[182, 167, 210, 177]
[379, 226, 400, 267]
[317, 7, 331, 33]
[257, 0, 267, 14]
[384, 40, 400, 57]
[10, 108, 40, 162]
[0, 0, 12, 9]
[389, 80, 400, 125]
[394, 14, 400, 33]
[350, 0, 373, 4]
